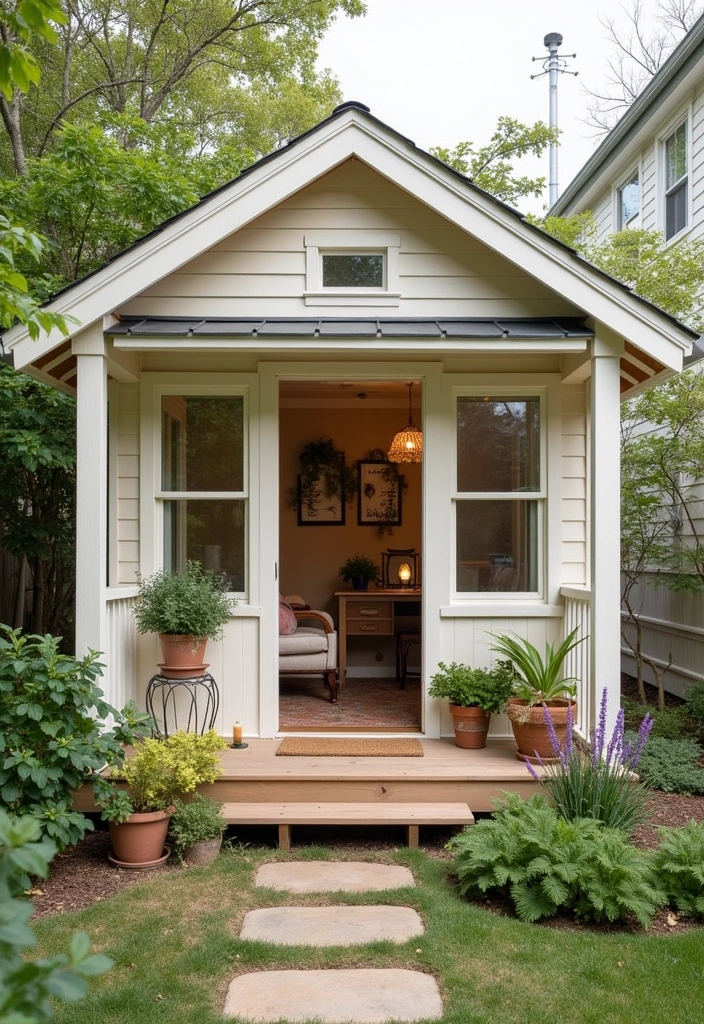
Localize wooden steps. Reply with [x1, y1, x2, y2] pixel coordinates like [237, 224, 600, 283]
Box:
[221, 801, 474, 850]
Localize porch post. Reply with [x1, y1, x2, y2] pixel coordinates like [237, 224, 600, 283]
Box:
[589, 329, 624, 735]
[72, 324, 108, 665]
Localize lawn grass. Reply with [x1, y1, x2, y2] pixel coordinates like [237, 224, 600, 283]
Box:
[33, 842, 704, 1024]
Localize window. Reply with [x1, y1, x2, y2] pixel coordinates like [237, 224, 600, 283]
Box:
[617, 172, 640, 230]
[321, 253, 384, 288]
[454, 396, 542, 594]
[664, 122, 688, 240]
[160, 394, 246, 592]
[304, 231, 400, 305]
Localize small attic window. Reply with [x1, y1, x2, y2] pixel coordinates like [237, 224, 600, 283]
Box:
[322, 253, 384, 288]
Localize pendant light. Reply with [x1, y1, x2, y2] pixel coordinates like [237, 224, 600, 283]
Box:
[387, 382, 423, 463]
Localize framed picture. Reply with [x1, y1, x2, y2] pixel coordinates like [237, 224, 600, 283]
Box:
[297, 471, 345, 526]
[358, 460, 402, 527]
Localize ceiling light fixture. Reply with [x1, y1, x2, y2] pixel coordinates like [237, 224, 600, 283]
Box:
[387, 382, 423, 463]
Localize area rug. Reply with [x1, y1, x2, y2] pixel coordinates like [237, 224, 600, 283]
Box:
[279, 677, 422, 730]
[276, 738, 424, 757]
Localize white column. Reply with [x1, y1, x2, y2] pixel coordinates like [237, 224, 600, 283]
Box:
[257, 364, 279, 737]
[73, 324, 108, 662]
[589, 329, 624, 735]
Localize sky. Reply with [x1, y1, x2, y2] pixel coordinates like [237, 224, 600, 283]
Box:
[316, 0, 661, 213]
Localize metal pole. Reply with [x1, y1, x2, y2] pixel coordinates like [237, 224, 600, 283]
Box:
[545, 33, 561, 208]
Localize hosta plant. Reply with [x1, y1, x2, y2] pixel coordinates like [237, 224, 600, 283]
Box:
[651, 821, 704, 917]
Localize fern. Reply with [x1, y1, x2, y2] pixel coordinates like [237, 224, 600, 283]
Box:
[651, 821, 704, 917]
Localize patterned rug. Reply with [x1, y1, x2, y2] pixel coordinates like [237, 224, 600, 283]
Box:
[279, 676, 422, 730]
[276, 737, 424, 756]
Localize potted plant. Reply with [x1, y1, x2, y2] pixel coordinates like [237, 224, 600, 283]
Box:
[338, 553, 379, 591]
[428, 660, 518, 748]
[133, 560, 233, 676]
[489, 627, 584, 763]
[168, 794, 226, 866]
[99, 730, 226, 868]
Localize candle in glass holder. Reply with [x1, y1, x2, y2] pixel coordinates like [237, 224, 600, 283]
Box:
[232, 722, 243, 745]
[398, 562, 412, 586]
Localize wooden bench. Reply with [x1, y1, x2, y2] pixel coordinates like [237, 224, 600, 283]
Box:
[221, 801, 474, 850]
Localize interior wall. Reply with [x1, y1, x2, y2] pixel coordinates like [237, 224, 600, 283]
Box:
[279, 403, 422, 675]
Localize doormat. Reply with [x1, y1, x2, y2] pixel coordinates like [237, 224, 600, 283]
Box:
[276, 738, 424, 757]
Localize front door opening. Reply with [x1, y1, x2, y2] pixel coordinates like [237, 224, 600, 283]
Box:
[278, 379, 423, 732]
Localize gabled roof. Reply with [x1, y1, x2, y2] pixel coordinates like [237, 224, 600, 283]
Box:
[551, 15, 704, 216]
[1, 100, 697, 386]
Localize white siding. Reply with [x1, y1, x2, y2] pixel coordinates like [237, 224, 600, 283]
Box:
[117, 384, 140, 585]
[561, 384, 588, 585]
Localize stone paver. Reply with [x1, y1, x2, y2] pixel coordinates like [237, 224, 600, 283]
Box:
[223, 968, 443, 1022]
[240, 905, 424, 946]
[254, 861, 415, 892]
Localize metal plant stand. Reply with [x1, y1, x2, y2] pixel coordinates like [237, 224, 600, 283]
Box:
[145, 672, 219, 738]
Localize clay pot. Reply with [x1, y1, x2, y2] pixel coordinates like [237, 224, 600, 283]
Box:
[109, 810, 171, 866]
[158, 634, 208, 678]
[505, 697, 577, 763]
[183, 837, 223, 866]
[449, 704, 491, 749]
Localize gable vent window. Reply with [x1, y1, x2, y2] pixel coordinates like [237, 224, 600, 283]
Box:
[665, 122, 688, 240]
[617, 173, 640, 231]
[322, 253, 384, 288]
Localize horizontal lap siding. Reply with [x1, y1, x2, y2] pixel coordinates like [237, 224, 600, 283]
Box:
[117, 384, 140, 585]
[119, 158, 581, 319]
[691, 90, 704, 242]
[561, 385, 587, 586]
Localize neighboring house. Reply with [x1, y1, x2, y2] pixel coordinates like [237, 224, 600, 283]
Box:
[551, 17, 704, 697]
[0, 101, 697, 741]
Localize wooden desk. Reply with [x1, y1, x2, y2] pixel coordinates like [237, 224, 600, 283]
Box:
[335, 589, 421, 685]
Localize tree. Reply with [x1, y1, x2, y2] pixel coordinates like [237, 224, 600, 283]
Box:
[584, 0, 704, 134]
[431, 117, 558, 207]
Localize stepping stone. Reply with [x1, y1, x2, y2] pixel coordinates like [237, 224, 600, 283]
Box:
[240, 906, 424, 946]
[254, 861, 415, 893]
[223, 968, 442, 1022]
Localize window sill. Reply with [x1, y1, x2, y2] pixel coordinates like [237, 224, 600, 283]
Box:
[304, 291, 401, 307]
[440, 603, 563, 618]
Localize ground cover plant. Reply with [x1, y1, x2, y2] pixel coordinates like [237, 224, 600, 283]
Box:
[651, 820, 704, 918]
[634, 735, 704, 795]
[29, 839, 704, 1024]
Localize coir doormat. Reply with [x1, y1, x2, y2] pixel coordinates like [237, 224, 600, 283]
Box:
[276, 738, 424, 757]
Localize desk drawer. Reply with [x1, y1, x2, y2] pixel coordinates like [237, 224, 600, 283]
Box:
[346, 618, 393, 635]
[346, 600, 393, 620]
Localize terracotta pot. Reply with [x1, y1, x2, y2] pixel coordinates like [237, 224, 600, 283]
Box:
[183, 837, 223, 866]
[158, 634, 208, 678]
[449, 704, 491, 749]
[505, 697, 577, 763]
[109, 809, 171, 865]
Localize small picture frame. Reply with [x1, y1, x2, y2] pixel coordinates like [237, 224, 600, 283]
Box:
[297, 471, 345, 526]
[358, 460, 402, 527]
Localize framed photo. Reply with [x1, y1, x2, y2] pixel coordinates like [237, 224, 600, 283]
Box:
[358, 460, 402, 527]
[297, 471, 345, 526]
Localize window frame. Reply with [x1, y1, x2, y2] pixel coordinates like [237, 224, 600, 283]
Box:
[304, 231, 401, 306]
[451, 384, 552, 601]
[661, 114, 691, 242]
[615, 168, 640, 231]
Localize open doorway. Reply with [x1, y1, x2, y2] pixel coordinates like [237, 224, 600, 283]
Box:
[278, 379, 423, 732]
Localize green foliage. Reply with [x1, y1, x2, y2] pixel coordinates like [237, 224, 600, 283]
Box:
[685, 683, 704, 738]
[0, 626, 152, 850]
[0, 0, 65, 99]
[101, 730, 226, 821]
[0, 809, 113, 1022]
[651, 820, 704, 917]
[291, 438, 358, 513]
[634, 735, 704, 794]
[448, 792, 664, 927]
[133, 560, 232, 639]
[168, 794, 225, 863]
[428, 660, 518, 712]
[337, 553, 379, 585]
[488, 627, 583, 705]
[431, 117, 558, 206]
[0, 215, 72, 337]
[622, 698, 695, 740]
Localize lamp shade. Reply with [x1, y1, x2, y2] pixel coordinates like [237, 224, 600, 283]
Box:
[388, 382, 422, 463]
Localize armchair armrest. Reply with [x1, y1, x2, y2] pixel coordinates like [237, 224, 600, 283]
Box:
[293, 609, 334, 633]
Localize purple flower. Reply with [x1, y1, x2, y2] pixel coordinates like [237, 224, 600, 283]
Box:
[592, 688, 608, 767]
[624, 713, 654, 770]
[525, 758, 541, 782]
[606, 708, 625, 766]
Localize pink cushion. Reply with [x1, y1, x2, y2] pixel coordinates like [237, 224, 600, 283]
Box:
[279, 598, 297, 636]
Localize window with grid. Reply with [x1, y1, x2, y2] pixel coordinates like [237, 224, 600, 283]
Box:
[160, 394, 246, 592]
[455, 396, 542, 594]
[665, 122, 688, 240]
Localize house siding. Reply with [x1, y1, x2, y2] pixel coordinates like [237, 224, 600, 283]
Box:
[561, 384, 588, 586]
[116, 383, 140, 586]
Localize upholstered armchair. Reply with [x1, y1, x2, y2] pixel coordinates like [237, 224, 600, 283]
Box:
[279, 609, 338, 703]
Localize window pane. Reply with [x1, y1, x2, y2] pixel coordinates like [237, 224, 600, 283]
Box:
[666, 180, 688, 239]
[322, 254, 384, 288]
[163, 499, 245, 592]
[456, 500, 538, 592]
[161, 396, 243, 492]
[618, 174, 640, 229]
[457, 397, 540, 492]
[666, 123, 687, 189]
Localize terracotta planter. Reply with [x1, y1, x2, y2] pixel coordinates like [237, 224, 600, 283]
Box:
[109, 809, 171, 866]
[183, 837, 223, 866]
[506, 697, 577, 763]
[158, 634, 208, 678]
[449, 704, 491, 749]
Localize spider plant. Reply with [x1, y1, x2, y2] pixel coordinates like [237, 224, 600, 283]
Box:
[488, 627, 584, 706]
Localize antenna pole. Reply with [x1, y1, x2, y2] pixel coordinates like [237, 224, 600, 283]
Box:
[531, 32, 577, 208]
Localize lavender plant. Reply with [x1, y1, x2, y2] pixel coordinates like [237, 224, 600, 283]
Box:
[525, 688, 654, 833]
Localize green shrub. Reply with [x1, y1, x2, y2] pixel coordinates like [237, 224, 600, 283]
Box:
[428, 660, 518, 712]
[447, 792, 663, 927]
[685, 683, 704, 739]
[651, 820, 704, 918]
[633, 735, 704, 795]
[622, 698, 695, 740]
[133, 560, 232, 638]
[0, 809, 112, 1022]
[168, 794, 225, 864]
[0, 627, 152, 850]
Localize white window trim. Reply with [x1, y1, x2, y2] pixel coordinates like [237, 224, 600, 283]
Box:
[449, 377, 561, 604]
[613, 165, 641, 232]
[304, 230, 401, 306]
[659, 108, 692, 243]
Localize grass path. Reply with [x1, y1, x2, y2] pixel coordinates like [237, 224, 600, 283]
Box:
[33, 844, 704, 1024]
